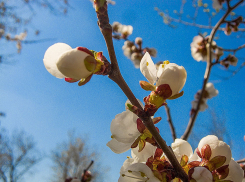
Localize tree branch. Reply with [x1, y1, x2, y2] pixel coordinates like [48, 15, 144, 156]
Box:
[236, 158, 245, 164]
[95, 1, 188, 181]
[181, 0, 244, 140]
[218, 44, 245, 53]
[164, 105, 177, 141]
[155, 8, 245, 31]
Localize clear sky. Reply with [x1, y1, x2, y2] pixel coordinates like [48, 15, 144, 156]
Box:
[1, 0, 245, 182]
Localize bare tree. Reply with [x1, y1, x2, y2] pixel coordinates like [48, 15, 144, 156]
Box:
[0, 0, 69, 62]
[0, 129, 42, 182]
[51, 132, 106, 182]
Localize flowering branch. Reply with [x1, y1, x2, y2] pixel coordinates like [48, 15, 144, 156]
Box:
[95, 0, 189, 181]
[155, 7, 245, 31]
[164, 105, 177, 141]
[181, 0, 244, 140]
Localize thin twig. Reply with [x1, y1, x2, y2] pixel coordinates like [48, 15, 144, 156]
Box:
[95, 1, 189, 181]
[218, 44, 245, 53]
[236, 158, 245, 164]
[155, 8, 245, 31]
[164, 105, 177, 141]
[181, 0, 244, 140]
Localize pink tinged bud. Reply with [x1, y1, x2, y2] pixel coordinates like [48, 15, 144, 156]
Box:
[201, 144, 212, 160]
[56, 48, 97, 80]
[189, 166, 213, 182]
[43, 43, 72, 78]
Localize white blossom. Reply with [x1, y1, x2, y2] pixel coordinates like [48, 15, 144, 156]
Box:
[140, 52, 187, 96]
[198, 135, 231, 165]
[190, 35, 216, 62]
[171, 139, 193, 162]
[191, 166, 213, 182]
[191, 99, 208, 111]
[212, 0, 223, 11]
[205, 82, 219, 98]
[107, 100, 143, 154]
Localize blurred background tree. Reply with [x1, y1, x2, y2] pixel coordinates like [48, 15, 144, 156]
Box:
[0, 129, 42, 182]
[51, 132, 107, 182]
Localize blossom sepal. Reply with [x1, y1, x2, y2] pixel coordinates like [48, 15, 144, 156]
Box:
[78, 74, 93, 86]
[139, 81, 156, 91]
[168, 91, 184, 100]
[93, 51, 111, 75]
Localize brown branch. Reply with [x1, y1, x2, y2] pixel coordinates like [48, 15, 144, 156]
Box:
[236, 158, 245, 164]
[95, 1, 188, 181]
[218, 44, 245, 53]
[155, 8, 245, 31]
[181, 0, 244, 140]
[164, 105, 177, 141]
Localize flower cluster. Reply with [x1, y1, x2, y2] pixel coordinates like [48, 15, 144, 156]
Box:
[117, 135, 244, 182]
[191, 82, 218, 113]
[0, 29, 27, 53]
[220, 54, 238, 68]
[122, 38, 157, 68]
[43, 43, 111, 86]
[190, 35, 218, 62]
[112, 22, 133, 39]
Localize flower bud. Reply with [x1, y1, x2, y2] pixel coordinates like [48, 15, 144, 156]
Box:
[43, 43, 72, 78]
[135, 37, 142, 45]
[56, 48, 97, 80]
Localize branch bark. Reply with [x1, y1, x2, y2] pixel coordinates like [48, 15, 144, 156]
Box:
[164, 105, 177, 141]
[95, 1, 188, 181]
[181, 0, 244, 140]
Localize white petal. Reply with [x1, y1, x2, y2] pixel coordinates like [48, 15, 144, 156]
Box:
[119, 163, 159, 182]
[43, 43, 72, 78]
[56, 49, 93, 80]
[140, 52, 157, 85]
[205, 83, 218, 98]
[189, 149, 201, 162]
[120, 157, 136, 175]
[198, 135, 231, 165]
[156, 63, 187, 96]
[131, 143, 157, 163]
[106, 138, 132, 154]
[224, 159, 244, 181]
[192, 167, 213, 182]
[110, 111, 140, 143]
[171, 138, 193, 162]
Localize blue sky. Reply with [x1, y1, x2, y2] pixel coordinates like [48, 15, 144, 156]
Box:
[1, 0, 245, 181]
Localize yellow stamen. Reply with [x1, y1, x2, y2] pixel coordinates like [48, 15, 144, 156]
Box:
[146, 62, 149, 66]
